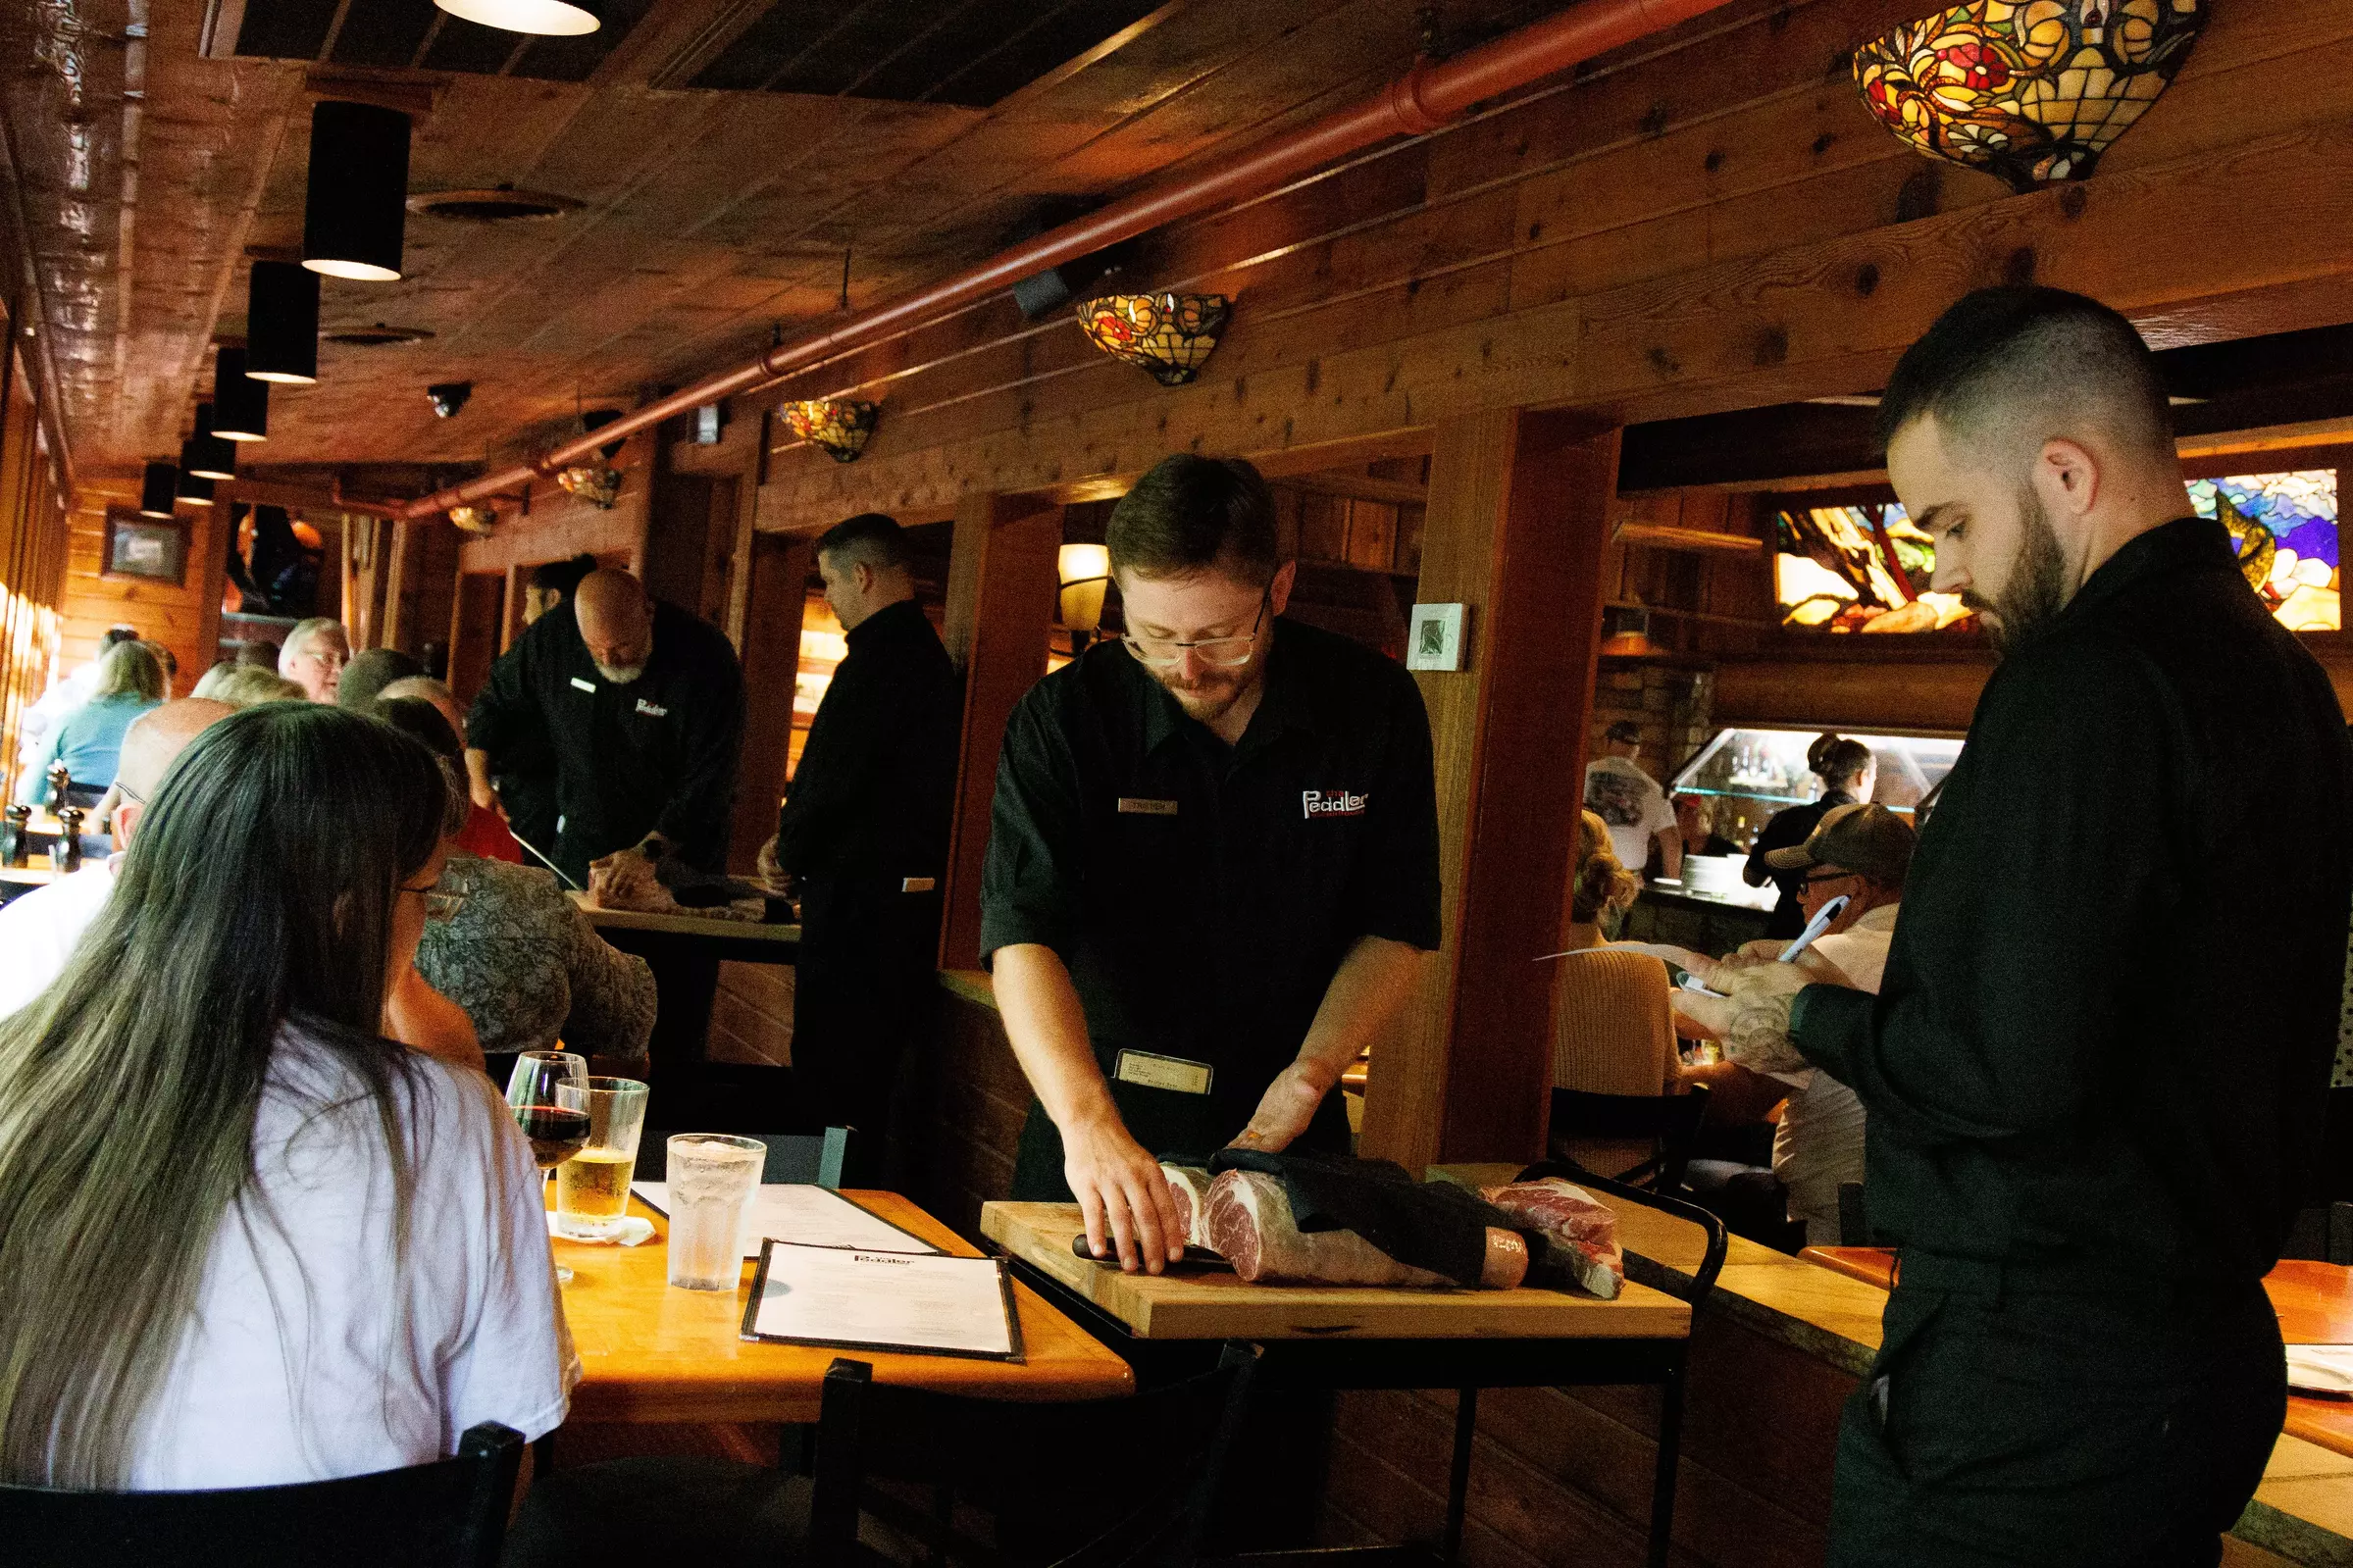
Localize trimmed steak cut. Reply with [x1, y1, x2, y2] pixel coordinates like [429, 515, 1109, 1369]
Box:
[1481, 1179, 1625, 1298]
[1162, 1165, 1213, 1248]
[1203, 1170, 1449, 1287]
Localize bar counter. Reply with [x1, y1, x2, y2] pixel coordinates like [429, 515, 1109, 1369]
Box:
[1432, 1162, 2353, 1566]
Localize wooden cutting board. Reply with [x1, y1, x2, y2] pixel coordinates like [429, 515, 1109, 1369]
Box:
[981, 1201, 1690, 1341]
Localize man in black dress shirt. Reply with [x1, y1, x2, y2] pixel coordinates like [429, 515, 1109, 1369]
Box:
[981, 455, 1441, 1272]
[1683, 288, 2353, 1566]
[756, 514, 961, 1175]
[467, 570, 745, 889]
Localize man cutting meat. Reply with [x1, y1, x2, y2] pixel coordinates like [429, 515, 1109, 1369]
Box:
[1682, 287, 2353, 1567]
[981, 454, 1442, 1273]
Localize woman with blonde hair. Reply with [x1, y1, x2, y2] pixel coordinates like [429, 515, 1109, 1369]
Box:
[0, 703, 571, 1489]
[19, 638, 165, 806]
[1550, 811, 1677, 1117]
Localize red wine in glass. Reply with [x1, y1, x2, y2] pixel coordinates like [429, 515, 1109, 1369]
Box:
[517, 1103, 591, 1169]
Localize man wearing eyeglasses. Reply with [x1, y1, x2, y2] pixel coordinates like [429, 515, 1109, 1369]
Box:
[981, 454, 1442, 1272]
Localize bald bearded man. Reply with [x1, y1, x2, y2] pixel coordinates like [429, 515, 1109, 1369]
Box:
[0, 698, 234, 1013]
[465, 569, 744, 888]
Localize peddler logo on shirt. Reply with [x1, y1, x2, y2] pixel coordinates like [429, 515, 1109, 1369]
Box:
[635, 698, 669, 718]
[1302, 787, 1369, 819]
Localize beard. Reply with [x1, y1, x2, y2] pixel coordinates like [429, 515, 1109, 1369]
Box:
[594, 661, 647, 685]
[1963, 487, 2068, 657]
[1152, 662, 1259, 727]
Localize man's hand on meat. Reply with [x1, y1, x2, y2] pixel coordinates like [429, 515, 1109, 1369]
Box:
[1228, 1057, 1340, 1153]
[1065, 1109, 1186, 1275]
[587, 844, 668, 910]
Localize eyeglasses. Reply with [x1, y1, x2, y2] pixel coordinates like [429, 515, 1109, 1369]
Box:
[401, 864, 472, 923]
[1121, 588, 1270, 670]
[1804, 870, 1856, 887]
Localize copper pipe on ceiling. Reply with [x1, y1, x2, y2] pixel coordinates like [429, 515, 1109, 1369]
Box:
[398, 0, 1740, 522]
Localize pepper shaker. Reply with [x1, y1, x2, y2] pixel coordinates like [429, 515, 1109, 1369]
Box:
[2, 803, 28, 868]
[55, 807, 84, 874]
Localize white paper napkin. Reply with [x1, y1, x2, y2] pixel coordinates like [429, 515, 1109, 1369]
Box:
[2285, 1344, 2353, 1395]
[546, 1211, 656, 1246]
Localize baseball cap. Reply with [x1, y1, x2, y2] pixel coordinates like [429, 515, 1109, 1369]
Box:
[1763, 801, 1916, 884]
[1603, 719, 1642, 744]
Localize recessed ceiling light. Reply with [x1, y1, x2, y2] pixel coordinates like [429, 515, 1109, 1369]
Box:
[323, 323, 436, 347]
[407, 187, 581, 224]
[431, 0, 598, 36]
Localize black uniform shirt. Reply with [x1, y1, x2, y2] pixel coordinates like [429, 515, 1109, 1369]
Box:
[467, 599, 746, 885]
[1747, 788, 1855, 939]
[1794, 517, 2353, 1284]
[776, 598, 963, 893]
[981, 617, 1442, 1144]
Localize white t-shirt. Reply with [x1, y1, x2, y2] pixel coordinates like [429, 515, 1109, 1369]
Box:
[125, 1027, 577, 1490]
[1583, 756, 1674, 876]
[1771, 902, 1897, 1243]
[0, 858, 117, 1016]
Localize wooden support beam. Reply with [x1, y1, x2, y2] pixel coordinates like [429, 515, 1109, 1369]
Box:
[729, 532, 813, 876]
[937, 494, 1060, 972]
[1358, 412, 1619, 1173]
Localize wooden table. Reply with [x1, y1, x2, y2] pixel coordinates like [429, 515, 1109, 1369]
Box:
[986, 1197, 1698, 1565]
[555, 1189, 1133, 1424]
[1798, 1245, 2353, 1460]
[567, 892, 800, 961]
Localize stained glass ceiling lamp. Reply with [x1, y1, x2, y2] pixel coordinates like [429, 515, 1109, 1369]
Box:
[244, 260, 320, 384]
[448, 505, 499, 534]
[1855, 0, 2207, 192]
[212, 346, 268, 442]
[183, 403, 236, 481]
[138, 462, 178, 519]
[1078, 293, 1230, 385]
[302, 102, 412, 282]
[781, 400, 877, 464]
[174, 450, 216, 507]
[433, 0, 598, 34]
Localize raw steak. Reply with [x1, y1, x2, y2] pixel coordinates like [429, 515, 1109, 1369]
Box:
[1162, 1165, 1214, 1248]
[1481, 1179, 1625, 1299]
[1203, 1170, 1453, 1288]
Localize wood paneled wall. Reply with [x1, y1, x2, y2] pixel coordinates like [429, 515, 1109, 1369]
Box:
[0, 341, 69, 792]
[54, 478, 225, 703]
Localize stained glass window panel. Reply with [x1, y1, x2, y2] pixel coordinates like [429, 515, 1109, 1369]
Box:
[1774, 504, 1971, 633]
[2185, 470, 2338, 632]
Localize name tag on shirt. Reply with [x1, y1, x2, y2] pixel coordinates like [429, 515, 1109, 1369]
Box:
[569, 677, 597, 693]
[900, 877, 937, 893]
[1114, 1049, 1213, 1096]
[1116, 797, 1180, 817]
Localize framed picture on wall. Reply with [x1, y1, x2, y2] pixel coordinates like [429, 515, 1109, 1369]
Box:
[102, 506, 187, 585]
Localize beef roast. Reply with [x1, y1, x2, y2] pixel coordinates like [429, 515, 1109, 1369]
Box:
[1481, 1179, 1625, 1298]
[1203, 1170, 1452, 1287]
[1162, 1165, 1213, 1248]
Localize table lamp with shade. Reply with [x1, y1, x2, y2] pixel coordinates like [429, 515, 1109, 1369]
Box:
[1056, 543, 1110, 654]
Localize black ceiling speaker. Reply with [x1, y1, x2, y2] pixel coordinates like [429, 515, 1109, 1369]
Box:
[213, 346, 269, 442]
[302, 101, 412, 282]
[429, 381, 473, 419]
[245, 260, 321, 384]
[138, 462, 178, 519]
[174, 447, 216, 506]
[582, 407, 626, 460]
[1005, 198, 1134, 322]
[184, 403, 237, 481]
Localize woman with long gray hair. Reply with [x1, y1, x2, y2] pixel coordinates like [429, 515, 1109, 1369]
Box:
[0, 703, 573, 1490]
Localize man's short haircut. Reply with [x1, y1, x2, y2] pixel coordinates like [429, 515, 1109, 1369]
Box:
[815, 513, 908, 572]
[1875, 286, 2174, 467]
[1107, 455, 1280, 584]
[101, 626, 139, 649]
[529, 552, 599, 598]
[337, 647, 426, 709]
[279, 618, 348, 670]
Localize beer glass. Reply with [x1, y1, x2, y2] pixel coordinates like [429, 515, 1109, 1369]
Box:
[664, 1135, 767, 1290]
[554, 1077, 649, 1240]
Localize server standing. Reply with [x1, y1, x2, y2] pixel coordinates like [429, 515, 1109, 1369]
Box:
[982, 455, 1441, 1271]
[1686, 289, 2353, 1567]
[484, 553, 601, 855]
[755, 515, 961, 1178]
[466, 570, 744, 888]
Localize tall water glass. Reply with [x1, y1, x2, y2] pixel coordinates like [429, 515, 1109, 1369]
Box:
[664, 1134, 767, 1290]
[554, 1078, 649, 1240]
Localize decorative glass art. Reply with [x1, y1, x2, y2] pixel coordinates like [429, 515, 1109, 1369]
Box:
[1077, 293, 1230, 385]
[1854, 0, 2207, 192]
[2186, 470, 2339, 632]
[781, 399, 877, 463]
[1775, 504, 1973, 633]
[556, 465, 622, 509]
[448, 504, 499, 534]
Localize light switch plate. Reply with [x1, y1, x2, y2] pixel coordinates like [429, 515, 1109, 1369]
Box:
[1405, 602, 1467, 671]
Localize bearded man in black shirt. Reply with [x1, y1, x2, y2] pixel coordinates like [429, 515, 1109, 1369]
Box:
[1682, 288, 2353, 1567]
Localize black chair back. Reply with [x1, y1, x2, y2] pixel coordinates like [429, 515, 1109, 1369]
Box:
[1546, 1084, 1711, 1193]
[809, 1343, 1258, 1568]
[638, 1125, 850, 1188]
[0, 1421, 523, 1568]
[2280, 1200, 2353, 1265]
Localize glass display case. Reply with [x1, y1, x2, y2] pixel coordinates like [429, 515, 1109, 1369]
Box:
[1668, 726, 1966, 850]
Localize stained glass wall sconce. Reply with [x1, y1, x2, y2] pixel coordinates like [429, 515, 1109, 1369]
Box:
[556, 465, 622, 509]
[448, 504, 499, 534]
[1078, 293, 1230, 385]
[1854, 0, 2206, 192]
[782, 399, 878, 463]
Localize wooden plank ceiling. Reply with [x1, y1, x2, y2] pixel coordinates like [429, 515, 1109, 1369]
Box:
[0, 0, 1557, 481]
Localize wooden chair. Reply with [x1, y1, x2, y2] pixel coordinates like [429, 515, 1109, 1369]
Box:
[0, 1421, 523, 1568]
[507, 1344, 1261, 1568]
[637, 1124, 850, 1188]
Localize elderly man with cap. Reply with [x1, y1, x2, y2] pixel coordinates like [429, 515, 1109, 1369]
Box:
[1682, 802, 1915, 1243]
[1583, 718, 1679, 884]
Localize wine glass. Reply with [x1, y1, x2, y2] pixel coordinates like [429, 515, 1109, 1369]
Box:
[508, 1050, 589, 1280]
